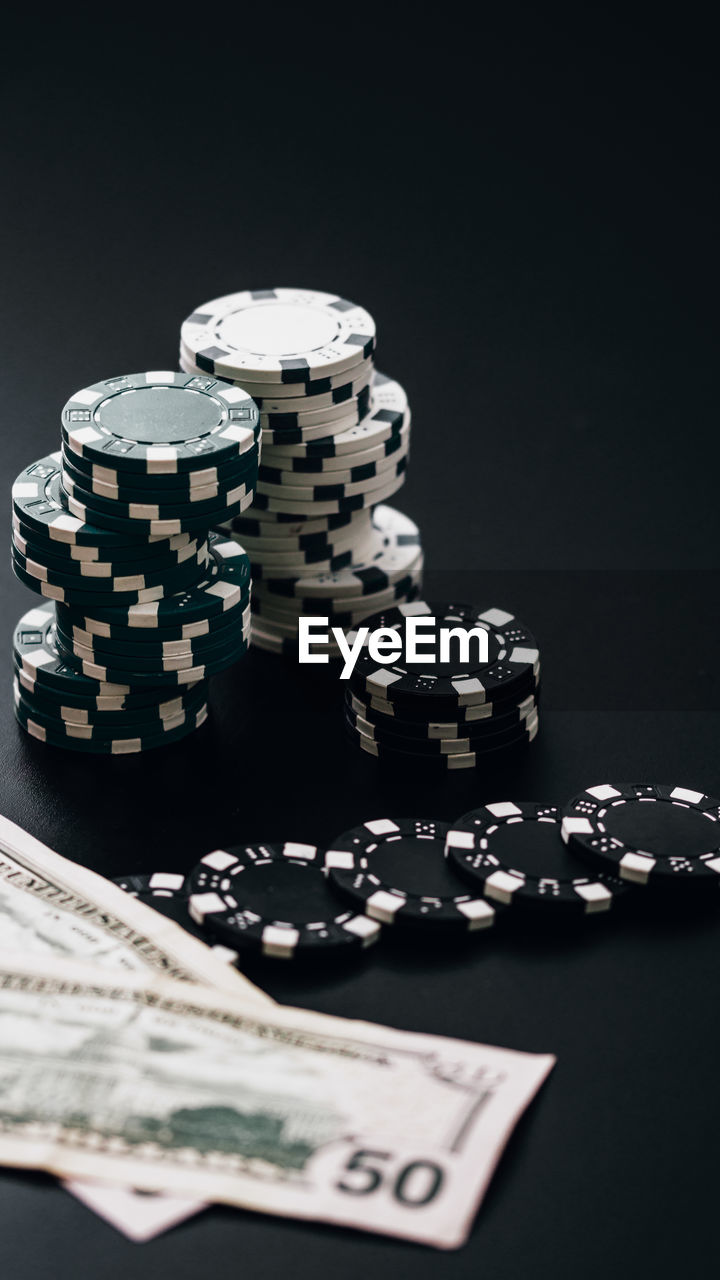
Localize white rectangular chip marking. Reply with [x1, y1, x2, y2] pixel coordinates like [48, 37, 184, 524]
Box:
[262, 925, 298, 958]
[619, 851, 655, 883]
[324, 850, 355, 871]
[202, 850, 237, 872]
[670, 786, 704, 805]
[365, 818, 400, 837]
[485, 870, 524, 903]
[366, 890, 405, 923]
[343, 915, 381, 945]
[458, 900, 495, 929]
[587, 785, 622, 802]
[284, 843, 318, 861]
[574, 882, 613, 912]
[487, 802, 523, 820]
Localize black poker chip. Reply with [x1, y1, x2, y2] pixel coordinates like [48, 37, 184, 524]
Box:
[187, 842, 381, 959]
[112, 873, 239, 961]
[344, 709, 539, 771]
[346, 689, 539, 739]
[445, 802, 631, 917]
[347, 600, 540, 717]
[344, 700, 539, 755]
[561, 783, 720, 891]
[325, 818, 498, 932]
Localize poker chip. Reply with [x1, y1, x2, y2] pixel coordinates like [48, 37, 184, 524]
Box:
[57, 607, 247, 660]
[63, 446, 258, 493]
[246, 545, 356, 577]
[231, 514, 368, 555]
[56, 609, 250, 673]
[180, 288, 376, 382]
[114, 872, 187, 897]
[347, 690, 539, 741]
[112, 873, 240, 963]
[345, 707, 539, 770]
[445, 802, 631, 916]
[15, 682, 208, 754]
[55, 634, 249, 687]
[253, 581, 424, 640]
[61, 443, 258, 505]
[561, 784, 720, 890]
[348, 601, 540, 714]
[231, 508, 359, 536]
[259, 384, 373, 435]
[62, 472, 255, 537]
[351, 683, 534, 724]
[255, 508, 421, 596]
[12, 454, 185, 549]
[264, 426, 409, 478]
[258, 420, 409, 481]
[14, 677, 204, 742]
[325, 818, 497, 932]
[17, 677, 207, 729]
[61, 370, 260, 474]
[265, 372, 407, 453]
[55, 601, 242, 644]
[249, 460, 407, 516]
[12, 539, 209, 600]
[187, 842, 381, 959]
[253, 566, 424, 621]
[243, 368, 373, 416]
[12, 528, 205, 583]
[185, 354, 376, 403]
[67, 533, 251, 630]
[12, 514, 198, 565]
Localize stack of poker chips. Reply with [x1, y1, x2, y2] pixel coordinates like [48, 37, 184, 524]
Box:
[179, 289, 423, 654]
[344, 601, 541, 770]
[10, 370, 259, 753]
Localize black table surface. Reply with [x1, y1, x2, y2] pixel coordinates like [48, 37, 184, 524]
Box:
[1, 13, 719, 1280]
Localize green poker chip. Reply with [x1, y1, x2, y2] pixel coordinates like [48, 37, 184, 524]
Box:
[55, 608, 250, 674]
[14, 675, 207, 728]
[62, 479, 255, 537]
[61, 455, 256, 522]
[13, 602, 197, 700]
[11, 544, 210, 609]
[56, 603, 249, 661]
[55, 600, 244, 645]
[14, 676, 208, 735]
[55, 632, 249, 686]
[12, 520, 201, 570]
[61, 370, 260, 474]
[12, 539, 208, 595]
[15, 686, 209, 754]
[12, 454, 184, 549]
[67, 533, 252, 629]
[62, 439, 258, 495]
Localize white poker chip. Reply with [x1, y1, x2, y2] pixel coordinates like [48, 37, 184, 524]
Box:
[180, 287, 376, 383]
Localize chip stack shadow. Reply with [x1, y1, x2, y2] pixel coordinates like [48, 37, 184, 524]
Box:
[179, 288, 424, 656]
[10, 372, 260, 752]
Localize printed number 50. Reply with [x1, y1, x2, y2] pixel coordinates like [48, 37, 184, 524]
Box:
[336, 1149, 444, 1207]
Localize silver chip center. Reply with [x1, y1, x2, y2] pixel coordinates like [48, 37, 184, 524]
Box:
[96, 386, 225, 444]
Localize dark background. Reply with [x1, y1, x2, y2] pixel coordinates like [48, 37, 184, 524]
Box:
[1, 10, 719, 1279]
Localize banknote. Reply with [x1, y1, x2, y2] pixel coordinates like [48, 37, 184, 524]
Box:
[0, 952, 555, 1250]
[0, 814, 271, 1002]
[0, 812, 272, 1237]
